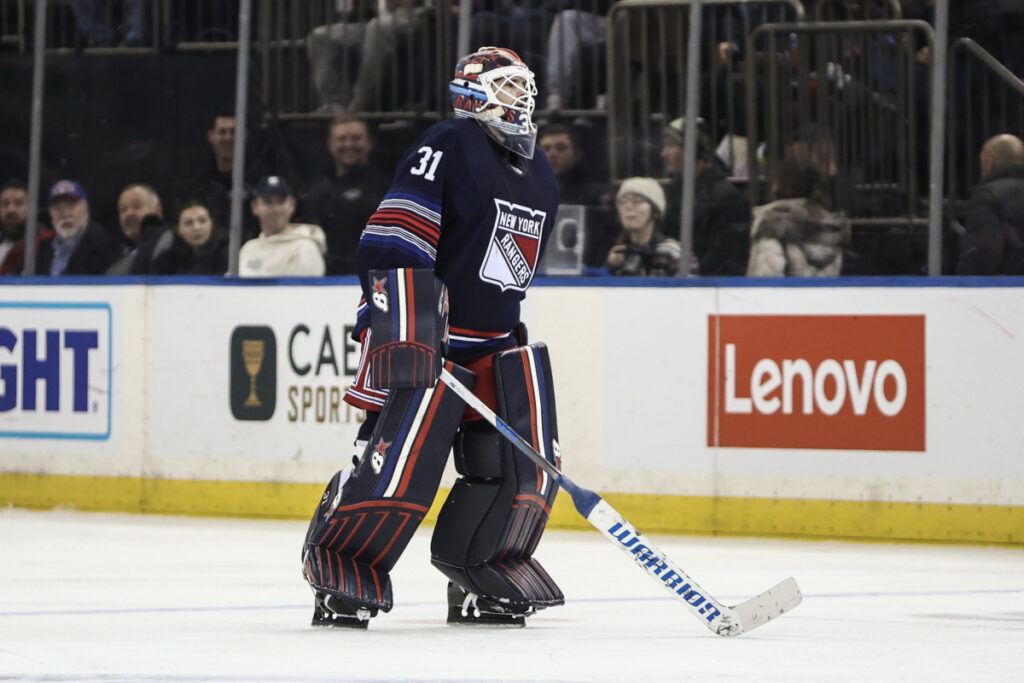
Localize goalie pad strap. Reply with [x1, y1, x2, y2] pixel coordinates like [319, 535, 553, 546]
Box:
[367, 267, 449, 389]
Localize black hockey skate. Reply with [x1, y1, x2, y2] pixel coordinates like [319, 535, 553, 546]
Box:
[446, 581, 534, 627]
[311, 592, 377, 630]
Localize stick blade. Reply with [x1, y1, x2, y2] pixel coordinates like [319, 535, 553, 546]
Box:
[720, 577, 802, 636]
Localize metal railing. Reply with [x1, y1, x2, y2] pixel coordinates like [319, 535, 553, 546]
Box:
[258, 0, 454, 120]
[745, 20, 934, 226]
[606, 0, 805, 182]
[27, 0, 161, 52]
[809, 0, 900, 21]
[7, 1, 1023, 275]
[946, 38, 1024, 204]
[162, 0, 240, 49]
[12, 0, 239, 52]
[1, 0, 25, 51]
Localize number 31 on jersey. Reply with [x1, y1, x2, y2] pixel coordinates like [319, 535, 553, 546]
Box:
[410, 146, 443, 182]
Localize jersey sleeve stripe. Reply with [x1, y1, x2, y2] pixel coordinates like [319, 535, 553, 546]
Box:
[369, 209, 441, 244]
[372, 207, 441, 235]
[380, 191, 442, 219]
[360, 227, 438, 263]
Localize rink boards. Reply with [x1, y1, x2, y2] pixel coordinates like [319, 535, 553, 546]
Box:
[0, 276, 1021, 545]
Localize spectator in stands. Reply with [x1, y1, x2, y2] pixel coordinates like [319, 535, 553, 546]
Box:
[544, 1, 614, 110]
[302, 115, 389, 274]
[661, 117, 751, 275]
[471, 1, 553, 82]
[150, 200, 228, 275]
[604, 177, 684, 277]
[10, 180, 121, 276]
[67, 0, 146, 47]
[107, 183, 170, 275]
[957, 134, 1024, 275]
[172, 114, 259, 239]
[747, 159, 851, 277]
[306, 1, 376, 112]
[0, 179, 28, 273]
[240, 176, 326, 277]
[306, 0, 431, 113]
[901, 0, 1024, 77]
[538, 123, 606, 205]
[787, 124, 860, 213]
[538, 122, 615, 267]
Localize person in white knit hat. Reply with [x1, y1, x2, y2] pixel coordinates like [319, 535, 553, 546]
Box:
[239, 175, 327, 277]
[604, 176, 684, 277]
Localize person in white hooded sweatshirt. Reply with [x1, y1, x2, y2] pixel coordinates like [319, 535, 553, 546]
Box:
[240, 175, 328, 277]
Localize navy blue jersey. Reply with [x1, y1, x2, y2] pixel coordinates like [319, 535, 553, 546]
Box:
[353, 119, 558, 363]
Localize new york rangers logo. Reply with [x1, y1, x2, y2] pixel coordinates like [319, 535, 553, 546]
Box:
[480, 199, 547, 292]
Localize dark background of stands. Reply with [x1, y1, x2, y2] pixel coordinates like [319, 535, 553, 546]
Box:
[1, 0, 1022, 274]
[0, 50, 434, 232]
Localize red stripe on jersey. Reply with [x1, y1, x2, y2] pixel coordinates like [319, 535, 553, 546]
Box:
[370, 209, 441, 244]
[371, 207, 441, 236]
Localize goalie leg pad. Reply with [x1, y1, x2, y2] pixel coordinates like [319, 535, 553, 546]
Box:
[302, 361, 475, 612]
[367, 267, 449, 389]
[431, 344, 563, 610]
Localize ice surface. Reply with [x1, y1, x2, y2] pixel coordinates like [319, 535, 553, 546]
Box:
[1, 509, 1021, 682]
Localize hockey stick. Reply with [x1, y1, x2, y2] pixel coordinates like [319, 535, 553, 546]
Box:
[438, 367, 801, 636]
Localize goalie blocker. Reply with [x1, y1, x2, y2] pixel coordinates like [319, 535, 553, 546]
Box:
[302, 268, 563, 628]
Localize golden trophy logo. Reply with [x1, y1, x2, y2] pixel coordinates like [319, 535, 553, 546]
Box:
[242, 339, 265, 407]
[230, 326, 276, 420]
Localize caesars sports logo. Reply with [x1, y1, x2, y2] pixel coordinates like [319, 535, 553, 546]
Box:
[707, 315, 925, 451]
[230, 326, 277, 421]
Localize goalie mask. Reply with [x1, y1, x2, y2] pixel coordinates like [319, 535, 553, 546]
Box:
[450, 46, 538, 159]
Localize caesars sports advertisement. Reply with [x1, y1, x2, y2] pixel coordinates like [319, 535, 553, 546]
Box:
[144, 285, 369, 471]
[228, 322, 363, 426]
[707, 315, 926, 452]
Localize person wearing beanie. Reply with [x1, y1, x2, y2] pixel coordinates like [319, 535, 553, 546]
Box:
[604, 177, 685, 277]
[661, 116, 751, 275]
